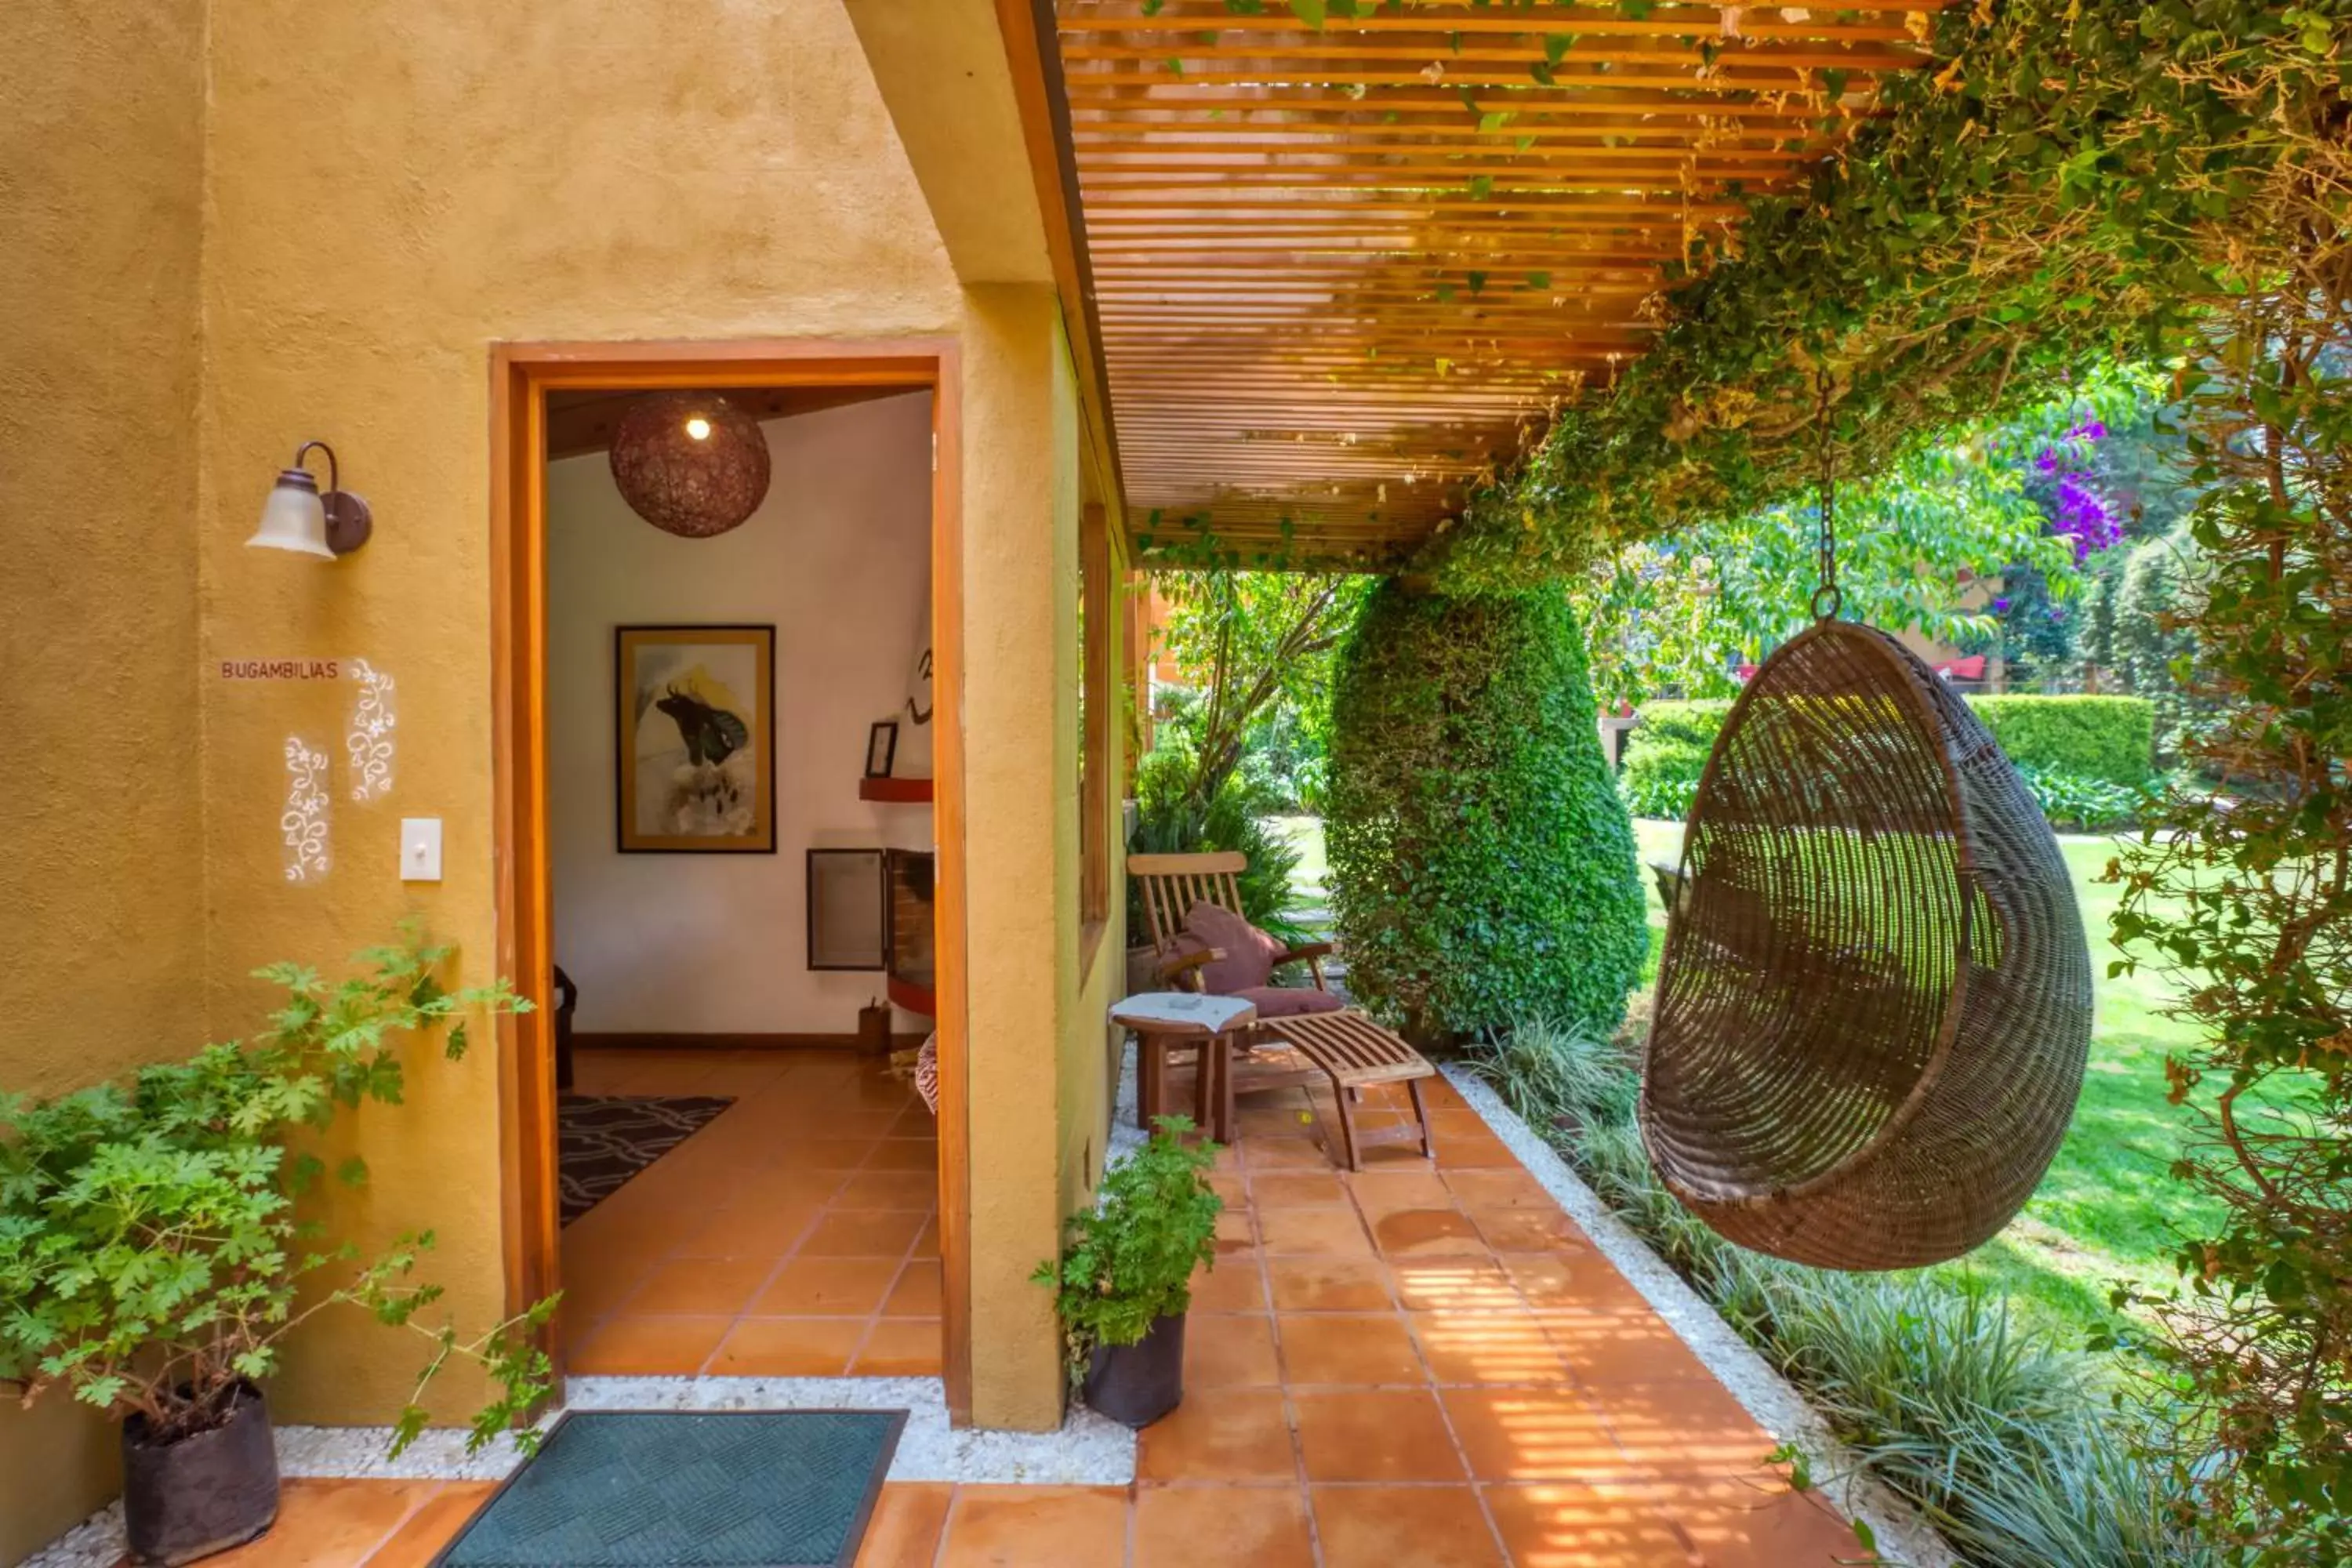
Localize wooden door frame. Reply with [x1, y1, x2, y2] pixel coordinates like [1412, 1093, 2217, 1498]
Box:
[489, 337, 973, 1422]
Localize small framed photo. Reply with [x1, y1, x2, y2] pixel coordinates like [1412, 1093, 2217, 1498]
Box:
[864, 719, 898, 779]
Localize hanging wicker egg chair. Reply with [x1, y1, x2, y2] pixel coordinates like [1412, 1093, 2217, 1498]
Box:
[1638, 619, 2092, 1270]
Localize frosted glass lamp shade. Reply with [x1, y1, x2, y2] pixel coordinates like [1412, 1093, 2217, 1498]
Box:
[248, 470, 336, 558]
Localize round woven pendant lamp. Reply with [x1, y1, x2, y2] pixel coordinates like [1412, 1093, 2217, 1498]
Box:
[608, 392, 771, 538]
[1638, 619, 2092, 1270]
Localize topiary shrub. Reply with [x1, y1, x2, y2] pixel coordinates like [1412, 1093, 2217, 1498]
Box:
[1964, 695, 2154, 786]
[1327, 583, 1648, 1042]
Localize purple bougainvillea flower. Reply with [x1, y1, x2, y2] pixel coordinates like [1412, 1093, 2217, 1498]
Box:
[1993, 597, 2013, 613]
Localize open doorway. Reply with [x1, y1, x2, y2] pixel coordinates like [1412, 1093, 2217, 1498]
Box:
[489, 343, 971, 1413]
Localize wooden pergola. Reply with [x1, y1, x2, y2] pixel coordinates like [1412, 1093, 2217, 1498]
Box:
[1047, 1, 1940, 564]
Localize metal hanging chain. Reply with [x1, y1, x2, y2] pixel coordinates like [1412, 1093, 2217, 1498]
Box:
[1811, 366, 1842, 621]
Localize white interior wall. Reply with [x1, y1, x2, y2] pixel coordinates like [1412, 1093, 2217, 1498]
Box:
[548, 392, 933, 1034]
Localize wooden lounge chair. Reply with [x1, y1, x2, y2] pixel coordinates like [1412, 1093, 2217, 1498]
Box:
[1128, 851, 1436, 1169]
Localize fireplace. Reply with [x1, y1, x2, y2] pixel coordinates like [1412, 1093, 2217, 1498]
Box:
[884, 848, 935, 1017]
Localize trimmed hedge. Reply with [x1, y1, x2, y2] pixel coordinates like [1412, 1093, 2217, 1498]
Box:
[1965, 695, 2154, 786]
[1327, 583, 1647, 1042]
[1620, 693, 2154, 795]
[1618, 700, 1736, 820]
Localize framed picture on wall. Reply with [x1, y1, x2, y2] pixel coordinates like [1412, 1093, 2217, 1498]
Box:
[615, 624, 776, 853]
[864, 720, 898, 779]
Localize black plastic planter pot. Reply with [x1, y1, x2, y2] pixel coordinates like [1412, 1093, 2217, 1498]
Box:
[1083, 1312, 1186, 1428]
[122, 1383, 281, 1566]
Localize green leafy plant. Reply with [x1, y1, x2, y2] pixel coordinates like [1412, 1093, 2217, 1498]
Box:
[1032, 1117, 1221, 1381]
[1127, 745, 1309, 946]
[2013, 766, 2147, 833]
[1328, 583, 1648, 1042]
[0, 934, 558, 1457]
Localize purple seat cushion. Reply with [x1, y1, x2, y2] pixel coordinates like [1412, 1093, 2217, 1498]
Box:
[1232, 985, 1347, 1018]
[1178, 900, 1287, 993]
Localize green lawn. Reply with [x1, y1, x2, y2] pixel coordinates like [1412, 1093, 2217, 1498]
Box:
[1278, 811, 2212, 1343]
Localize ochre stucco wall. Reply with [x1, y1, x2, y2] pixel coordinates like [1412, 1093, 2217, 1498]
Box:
[192, 0, 964, 1431]
[3, 4, 1114, 1552]
[0, 2, 210, 1559]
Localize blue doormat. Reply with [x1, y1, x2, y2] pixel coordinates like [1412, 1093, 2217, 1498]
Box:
[434, 1410, 906, 1568]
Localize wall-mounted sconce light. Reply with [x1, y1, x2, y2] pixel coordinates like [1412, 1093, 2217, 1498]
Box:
[247, 441, 372, 559]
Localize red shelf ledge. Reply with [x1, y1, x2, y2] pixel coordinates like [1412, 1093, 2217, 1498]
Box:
[859, 776, 933, 803]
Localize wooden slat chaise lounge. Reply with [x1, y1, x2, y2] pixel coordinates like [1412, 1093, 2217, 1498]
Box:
[1130, 851, 1438, 1169]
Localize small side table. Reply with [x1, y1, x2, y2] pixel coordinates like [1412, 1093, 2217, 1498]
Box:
[1110, 992, 1258, 1141]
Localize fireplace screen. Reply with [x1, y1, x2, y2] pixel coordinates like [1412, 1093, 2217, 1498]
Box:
[806, 848, 886, 971]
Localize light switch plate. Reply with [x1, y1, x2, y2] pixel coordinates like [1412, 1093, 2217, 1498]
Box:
[400, 818, 443, 882]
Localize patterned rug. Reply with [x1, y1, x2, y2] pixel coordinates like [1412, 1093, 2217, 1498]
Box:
[559, 1094, 735, 1226]
[434, 1410, 905, 1567]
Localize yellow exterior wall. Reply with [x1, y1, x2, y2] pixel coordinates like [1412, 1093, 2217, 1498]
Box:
[0, 2, 210, 1557]
[2, 0, 1116, 1549]
[190, 0, 964, 1432]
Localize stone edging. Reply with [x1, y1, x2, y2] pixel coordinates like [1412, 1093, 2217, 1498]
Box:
[1444, 1062, 1961, 1568]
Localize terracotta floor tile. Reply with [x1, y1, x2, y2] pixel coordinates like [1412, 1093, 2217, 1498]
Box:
[1277, 1312, 1427, 1386]
[1370, 1207, 1491, 1258]
[864, 1139, 939, 1172]
[667, 1200, 821, 1257]
[625, 1256, 777, 1316]
[1266, 1255, 1396, 1312]
[1184, 1312, 1283, 1387]
[1243, 1134, 1339, 1171]
[1257, 1207, 1375, 1258]
[204, 1479, 436, 1567]
[1504, 1254, 1647, 1312]
[1539, 1310, 1714, 1384]
[1291, 1388, 1465, 1482]
[937, 1486, 1128, 1567]
[1132, 1485, 1313, 1568]
[1584, 1379, 1775, 1477]
[1480, 1482, 1690, 1568]
[1441, 1387, 1627, 1482]
[801, 1210, 927, 1258]
[1346, 1169, 1457, 1216]
[772, 1138, 880, 1171]
[883, 1260, 943, 1317]
[1249, 1170, 1350, 1207]
[1412, 1309, 1576, 1386]
[909, 1215, 941, 1259]
[1432, 1108, 1501, 1141]
[1390, 1256, 1523, 1313]
[852, 1483, 955, 1568]
[754, 1256, 901, 1316]
[705, 1316, 866, 1377]
[1468, 1205, 1585, 1254]
[1214, 1208, 1258, 1248]
[1188, 1254, 1270, 1314]
[1435, 1134, 1520, 1170]
[851, 1318, 943, 1376]
[568, 1313, 734, 1375]
[1599, 1476, 1860, 1568]
[1310, 1485, 1506, 1568]
[363, 1482, 496, 1567]
[836, 1171, 944, 1210]
[1441, 1168, 1559, 1211]
[1137, 1387, 1299, 1483]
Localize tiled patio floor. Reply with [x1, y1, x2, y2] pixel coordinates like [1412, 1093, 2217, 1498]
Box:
[560, 1047, 942, 1378]
[144, 1056, 1858, 1566]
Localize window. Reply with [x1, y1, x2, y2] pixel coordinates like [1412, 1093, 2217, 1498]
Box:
[1079, 502, 1112, 938]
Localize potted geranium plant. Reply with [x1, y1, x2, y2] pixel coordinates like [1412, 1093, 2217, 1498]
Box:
[1033, 1116, 1221, 1428]
[0, 934, 559, 1566]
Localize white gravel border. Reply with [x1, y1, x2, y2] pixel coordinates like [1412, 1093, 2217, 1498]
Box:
[1446, 1062, 1958, 1568]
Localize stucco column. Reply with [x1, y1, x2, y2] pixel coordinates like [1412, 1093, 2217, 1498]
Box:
[956, 283, 1078, 1429]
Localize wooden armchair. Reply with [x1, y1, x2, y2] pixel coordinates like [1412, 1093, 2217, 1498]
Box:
[1128, 851, 1334, 994]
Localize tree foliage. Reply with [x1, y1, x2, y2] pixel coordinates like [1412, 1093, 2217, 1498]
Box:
[1328, 583, 1647, 1042]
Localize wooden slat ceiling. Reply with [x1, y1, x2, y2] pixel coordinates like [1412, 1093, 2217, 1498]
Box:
[1052, 0, 1942, 564]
